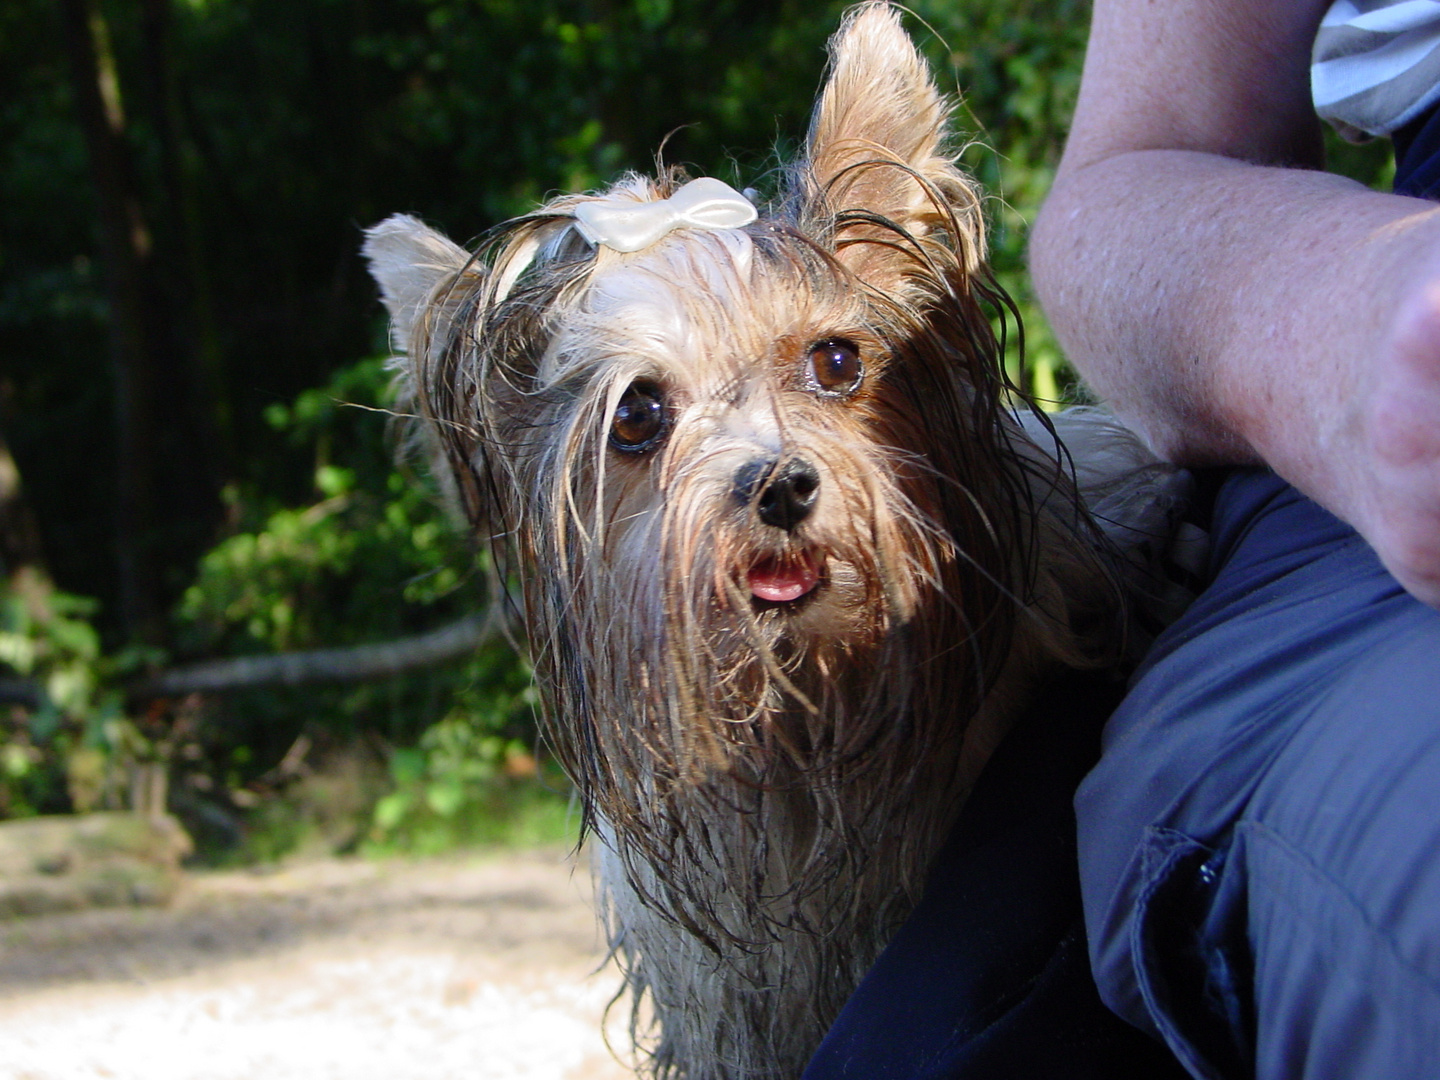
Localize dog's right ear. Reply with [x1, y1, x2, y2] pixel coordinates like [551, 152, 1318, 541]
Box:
[802, 4, 983, 291]
[362, 214, 472, 356]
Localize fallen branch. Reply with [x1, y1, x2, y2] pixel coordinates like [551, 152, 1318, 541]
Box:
[135, 609, 506, 698]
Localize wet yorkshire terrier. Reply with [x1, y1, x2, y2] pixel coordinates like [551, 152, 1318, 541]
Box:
[365, 5, 1180, 1077]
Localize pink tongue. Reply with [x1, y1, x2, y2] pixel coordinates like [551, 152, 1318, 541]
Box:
[747, 554, 821, 602]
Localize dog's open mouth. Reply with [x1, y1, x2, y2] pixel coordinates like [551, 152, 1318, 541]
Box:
[746, 550, 824, 604]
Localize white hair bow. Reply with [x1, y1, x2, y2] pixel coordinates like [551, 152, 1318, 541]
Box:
[570, 177, 757, 253]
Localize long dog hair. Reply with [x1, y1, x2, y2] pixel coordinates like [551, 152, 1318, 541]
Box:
[365, 5, 1176, 1076]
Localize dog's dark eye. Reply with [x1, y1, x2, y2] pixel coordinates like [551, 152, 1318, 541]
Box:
[807, 339, 863, 396]
[610, 381, 667, 452]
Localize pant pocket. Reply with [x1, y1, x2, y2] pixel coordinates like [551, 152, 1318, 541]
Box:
[1130, 826, 1256, 1080]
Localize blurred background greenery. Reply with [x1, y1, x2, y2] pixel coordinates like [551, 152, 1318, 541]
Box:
[0, 0, 1393, 863]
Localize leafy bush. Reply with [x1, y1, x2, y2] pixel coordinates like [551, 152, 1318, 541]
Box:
[365, 711, 577, 857]
[165, 357, 567, 862]
[0, 571, 169, 818]
[177, 357, 470, 656]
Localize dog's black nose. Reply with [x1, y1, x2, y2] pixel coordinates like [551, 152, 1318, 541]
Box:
[735, 458, 820, 531]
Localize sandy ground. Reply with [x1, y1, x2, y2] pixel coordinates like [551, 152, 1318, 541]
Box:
[0, 849, 637, 1080]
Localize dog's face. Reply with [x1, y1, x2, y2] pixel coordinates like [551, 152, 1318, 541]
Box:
[365, 1, 1050, 809]
[536, 222, 955, 643]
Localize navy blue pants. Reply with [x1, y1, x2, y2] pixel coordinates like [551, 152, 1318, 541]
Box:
[1077, 470, 1440, 1079]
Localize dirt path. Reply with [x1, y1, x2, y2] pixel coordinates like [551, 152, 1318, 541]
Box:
[0, 849, 636, 1080]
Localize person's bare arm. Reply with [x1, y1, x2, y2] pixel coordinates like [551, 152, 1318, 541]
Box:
[1031, 0, 1440, 606]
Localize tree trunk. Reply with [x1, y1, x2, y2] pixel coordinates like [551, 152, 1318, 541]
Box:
[58, 0, 165, 642]
[138, 0, 231, 481]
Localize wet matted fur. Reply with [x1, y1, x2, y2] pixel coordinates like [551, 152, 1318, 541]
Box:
[365, 5, 1174, 1077]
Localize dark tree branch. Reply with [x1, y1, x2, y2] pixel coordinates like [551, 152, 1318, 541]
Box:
[6, 611, 508, 711]
[135, 610, 507, 699]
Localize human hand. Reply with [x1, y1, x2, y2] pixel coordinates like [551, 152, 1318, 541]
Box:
[1348, 279, 1440, 608]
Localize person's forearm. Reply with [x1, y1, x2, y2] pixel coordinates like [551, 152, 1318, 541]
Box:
[1032, 149, 1440, 522]
[1033, 0, 1440, 606]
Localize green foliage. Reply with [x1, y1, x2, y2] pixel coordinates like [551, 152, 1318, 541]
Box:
[361, 637, 578, 855]
[365, 714, 577, 857]
[164, 357, 563, 862]
[904, 0, 1090, 403]
[0, 573, 164, 818]
[1324, 127, 1397, 191]
[178, 359, 471, 657]
[0, 583, 90, 817]
[0, 586, 101, 721]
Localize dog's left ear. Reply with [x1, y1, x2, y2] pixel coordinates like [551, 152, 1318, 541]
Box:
[804, 3, 982, 285]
